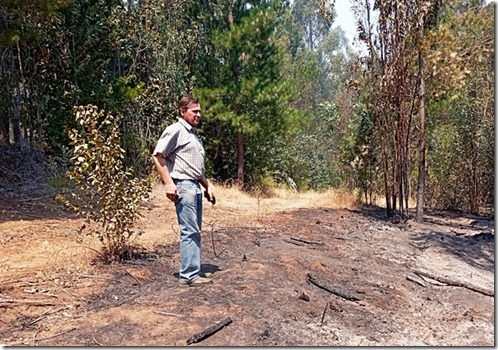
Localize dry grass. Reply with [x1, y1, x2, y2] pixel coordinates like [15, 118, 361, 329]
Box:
[203, 182, 359, 228]
[368, 196, 418, 209]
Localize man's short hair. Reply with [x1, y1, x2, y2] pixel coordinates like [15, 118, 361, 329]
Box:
[178, 96, 199, 118]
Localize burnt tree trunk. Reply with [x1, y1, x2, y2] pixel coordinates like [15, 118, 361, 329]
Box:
[415, 14, 426, 223]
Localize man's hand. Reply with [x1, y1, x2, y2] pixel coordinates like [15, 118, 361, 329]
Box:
[165, 183, 178, 202]
[204, 188, 216, 205]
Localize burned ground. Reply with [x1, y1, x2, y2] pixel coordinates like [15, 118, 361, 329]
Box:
[0, 184, 494, 346]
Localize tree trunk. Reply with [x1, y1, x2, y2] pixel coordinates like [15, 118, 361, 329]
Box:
[415, 22, 426, 223]
[381, 142, 392, 217]
[227, 0, 244, 185]
[237, 130, 244, 184]
[0, 112, 9, 145]
[12, 91, 22, 147]
[308, 20, 314, 51]
[468, 153, 478, 213]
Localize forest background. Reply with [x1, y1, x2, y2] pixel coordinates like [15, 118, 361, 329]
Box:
[0, 0, 494, 221]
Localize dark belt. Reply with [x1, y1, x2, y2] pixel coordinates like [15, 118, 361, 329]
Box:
[173, 178, 199, 184]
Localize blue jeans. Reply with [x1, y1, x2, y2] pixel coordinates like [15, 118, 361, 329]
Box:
[174, 180, 203, 283]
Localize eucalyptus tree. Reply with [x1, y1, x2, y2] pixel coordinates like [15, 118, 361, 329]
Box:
[351, 0, 444, 219]
[410, 0, 492, 216]
[291, 0, 345, 103]
[268, 0, 358, 191]
[284, 25, 356, 190]
[351, 0, 492, 217]
[292, 0, 335, 52]
[318, 27, 354, 100]
[276, 4, 323, 112]
[422, 0, 493, 214]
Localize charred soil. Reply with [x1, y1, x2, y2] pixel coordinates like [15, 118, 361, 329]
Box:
[0, 184, 494, 346]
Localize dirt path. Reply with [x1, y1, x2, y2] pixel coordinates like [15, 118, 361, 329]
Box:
[0, 184, 494, 346]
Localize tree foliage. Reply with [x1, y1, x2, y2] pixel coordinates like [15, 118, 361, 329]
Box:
[0, 0, 493, 223]
[423, 1, 494, 213]
[194, 1, 305, 186]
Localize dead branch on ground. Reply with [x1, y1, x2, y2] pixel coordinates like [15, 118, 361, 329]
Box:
[321, 302, 329, 324]
[0, 298, 62, 307]
[24, 306, 69, 327]
[406, 275, 427, 287]
[122, 269, 141, 286]
[306, 273, 362, 302]
[206, 221, 220, 258]
[155, 311, 184, 317]
[413, 269, 494, 297]
[186, 317, 233, 345]
[93, 335, 105, 346]
[33, 327, 77, 344]
[74, 273, 121, 282]
[290, 237, 324, 245]
[283, 238, 304, 246]
[204, 220, 227, 258]
[65, 244, 107, 260]
[9, 327, 77, 346]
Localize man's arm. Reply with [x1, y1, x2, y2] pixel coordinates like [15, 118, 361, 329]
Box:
[153, 153, 177, 202]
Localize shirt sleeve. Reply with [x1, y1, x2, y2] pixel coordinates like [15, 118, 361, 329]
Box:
[153, 124, 180, 158]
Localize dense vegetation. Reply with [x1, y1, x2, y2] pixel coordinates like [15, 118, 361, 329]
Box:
[0, 0, 493, 218]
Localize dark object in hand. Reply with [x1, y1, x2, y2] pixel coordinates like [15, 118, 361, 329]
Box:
[204, 190, 216, 204]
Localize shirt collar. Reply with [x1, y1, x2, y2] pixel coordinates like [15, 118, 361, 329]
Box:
[178, 118, 197, 133]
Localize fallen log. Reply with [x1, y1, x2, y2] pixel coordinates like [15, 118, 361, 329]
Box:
[306, 273, 362, 302]
[186, 317, 232, 345]
[413, 269, 494, 297]
[290, 237, 324, 245]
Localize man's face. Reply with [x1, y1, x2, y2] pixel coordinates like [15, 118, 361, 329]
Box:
[181, 102, 201, 127]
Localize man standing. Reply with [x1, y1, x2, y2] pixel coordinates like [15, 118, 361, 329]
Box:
[153, 96, 215, 286]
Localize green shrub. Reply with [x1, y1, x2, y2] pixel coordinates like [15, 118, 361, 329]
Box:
[60, 105, 151, 262]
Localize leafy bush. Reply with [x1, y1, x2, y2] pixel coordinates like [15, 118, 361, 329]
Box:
[60, 105, 152, 262]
